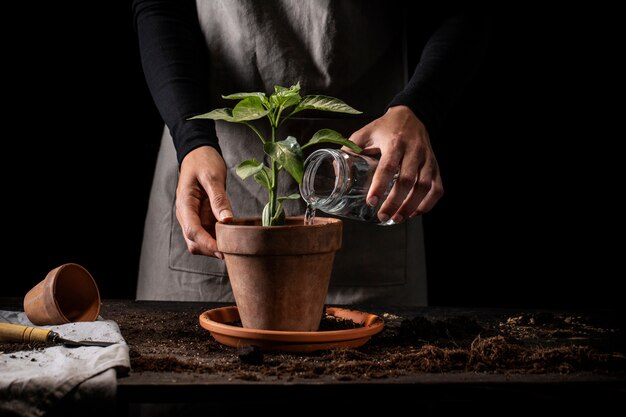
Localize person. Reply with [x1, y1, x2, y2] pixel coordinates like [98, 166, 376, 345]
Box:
[132, 0, 489, 306]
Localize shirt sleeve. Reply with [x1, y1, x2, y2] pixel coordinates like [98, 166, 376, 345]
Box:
[132, 0, 220, 165]
[388, 12, 491, 138]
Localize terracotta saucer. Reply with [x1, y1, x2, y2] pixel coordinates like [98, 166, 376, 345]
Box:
[199, 306, 384, 353]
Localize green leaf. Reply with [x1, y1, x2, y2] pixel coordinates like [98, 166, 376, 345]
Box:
[235, 159, 264, 180]
[188, 108, 234, 122]
[236, 160, 272, 190]
[264, 136, 304, 184]
[262, 202, 285, 226]
[232, 97, 270, 121]
[222, 92, 267, 100]
[301, 129, 363, 153]
[270, 91, 301, 110]
[292, 95, 362, 115]
[262, 203, 271, 226]
[270, 82, 302, 109]
[274, 82, 301, 95]
[277, 193, 301, 202]
[253, 166, 272, 190]
[222, 92, 270, 109]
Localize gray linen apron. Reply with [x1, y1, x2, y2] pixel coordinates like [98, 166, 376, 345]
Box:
[136, 0, 428, 306]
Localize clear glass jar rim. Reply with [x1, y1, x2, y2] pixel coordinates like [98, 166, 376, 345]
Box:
[301, 148, 350, 208]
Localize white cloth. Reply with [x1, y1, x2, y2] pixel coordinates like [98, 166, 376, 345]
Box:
[0, 310, 130, 417]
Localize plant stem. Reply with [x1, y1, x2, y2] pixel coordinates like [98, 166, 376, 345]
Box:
[275, 106, 285, 127]
[269, 126, 278, 220]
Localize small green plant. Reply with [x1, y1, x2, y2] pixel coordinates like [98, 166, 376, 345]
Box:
[191, 82, 362, 226]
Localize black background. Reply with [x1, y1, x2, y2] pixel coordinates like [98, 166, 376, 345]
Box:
[3, 3, 621, 308]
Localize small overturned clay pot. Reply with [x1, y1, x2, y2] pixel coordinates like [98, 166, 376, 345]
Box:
[216, 216, 342, 332]
[23, 263, 101, 325]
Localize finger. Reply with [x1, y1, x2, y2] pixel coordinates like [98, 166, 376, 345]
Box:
[345, 126, 371, 150]
[412, 173, 444, 216]
[200, 196, 218, 236]
[175, 188, 221, 258]
[197, 170, 234, 224]
[402, 159, 444, 217]
[378, 151, 421, 223]
[368, 151, 403, 222]
[393, 172, 432, 221]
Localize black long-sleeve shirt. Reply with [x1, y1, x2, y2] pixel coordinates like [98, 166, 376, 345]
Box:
[132, 0, 489, 164]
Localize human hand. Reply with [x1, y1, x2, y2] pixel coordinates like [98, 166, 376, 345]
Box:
[345, 105, 444, 223]
[176, 146, 234, 259]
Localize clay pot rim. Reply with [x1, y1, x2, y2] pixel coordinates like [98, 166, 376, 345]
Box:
[199, 305, 384, 344]
[54, 263, 101, 319]
[23, 263, 101, 325]
[216, 215, 342, 256]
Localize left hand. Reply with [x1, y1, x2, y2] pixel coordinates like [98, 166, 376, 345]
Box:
[176, 145, 234, 259]
[344, 105, 444, 223]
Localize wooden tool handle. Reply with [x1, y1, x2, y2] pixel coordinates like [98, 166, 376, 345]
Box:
[0, 322, 52, 343]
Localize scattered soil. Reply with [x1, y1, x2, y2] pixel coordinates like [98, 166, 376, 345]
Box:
[1, 342, 48, 355]
[2, 305, 624, 382]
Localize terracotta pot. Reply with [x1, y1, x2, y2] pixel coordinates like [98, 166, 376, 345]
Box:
[23, 263, 101, 325]
[216, 216, 342, 331]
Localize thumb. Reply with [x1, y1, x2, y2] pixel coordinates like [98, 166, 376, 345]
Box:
[347, 127, 368, 149]
[206, 184, 234, 223]
[190, 147, 235, 223]
[344, 123, 377, 154]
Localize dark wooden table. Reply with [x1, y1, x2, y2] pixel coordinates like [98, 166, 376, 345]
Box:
[2, 298, 624, 415]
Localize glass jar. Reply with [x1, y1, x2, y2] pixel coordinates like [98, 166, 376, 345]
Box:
[300, 149, 397, 225]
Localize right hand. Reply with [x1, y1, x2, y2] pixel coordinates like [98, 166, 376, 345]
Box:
[176, 146, 233, 259]
[346, 105, 444, 223]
